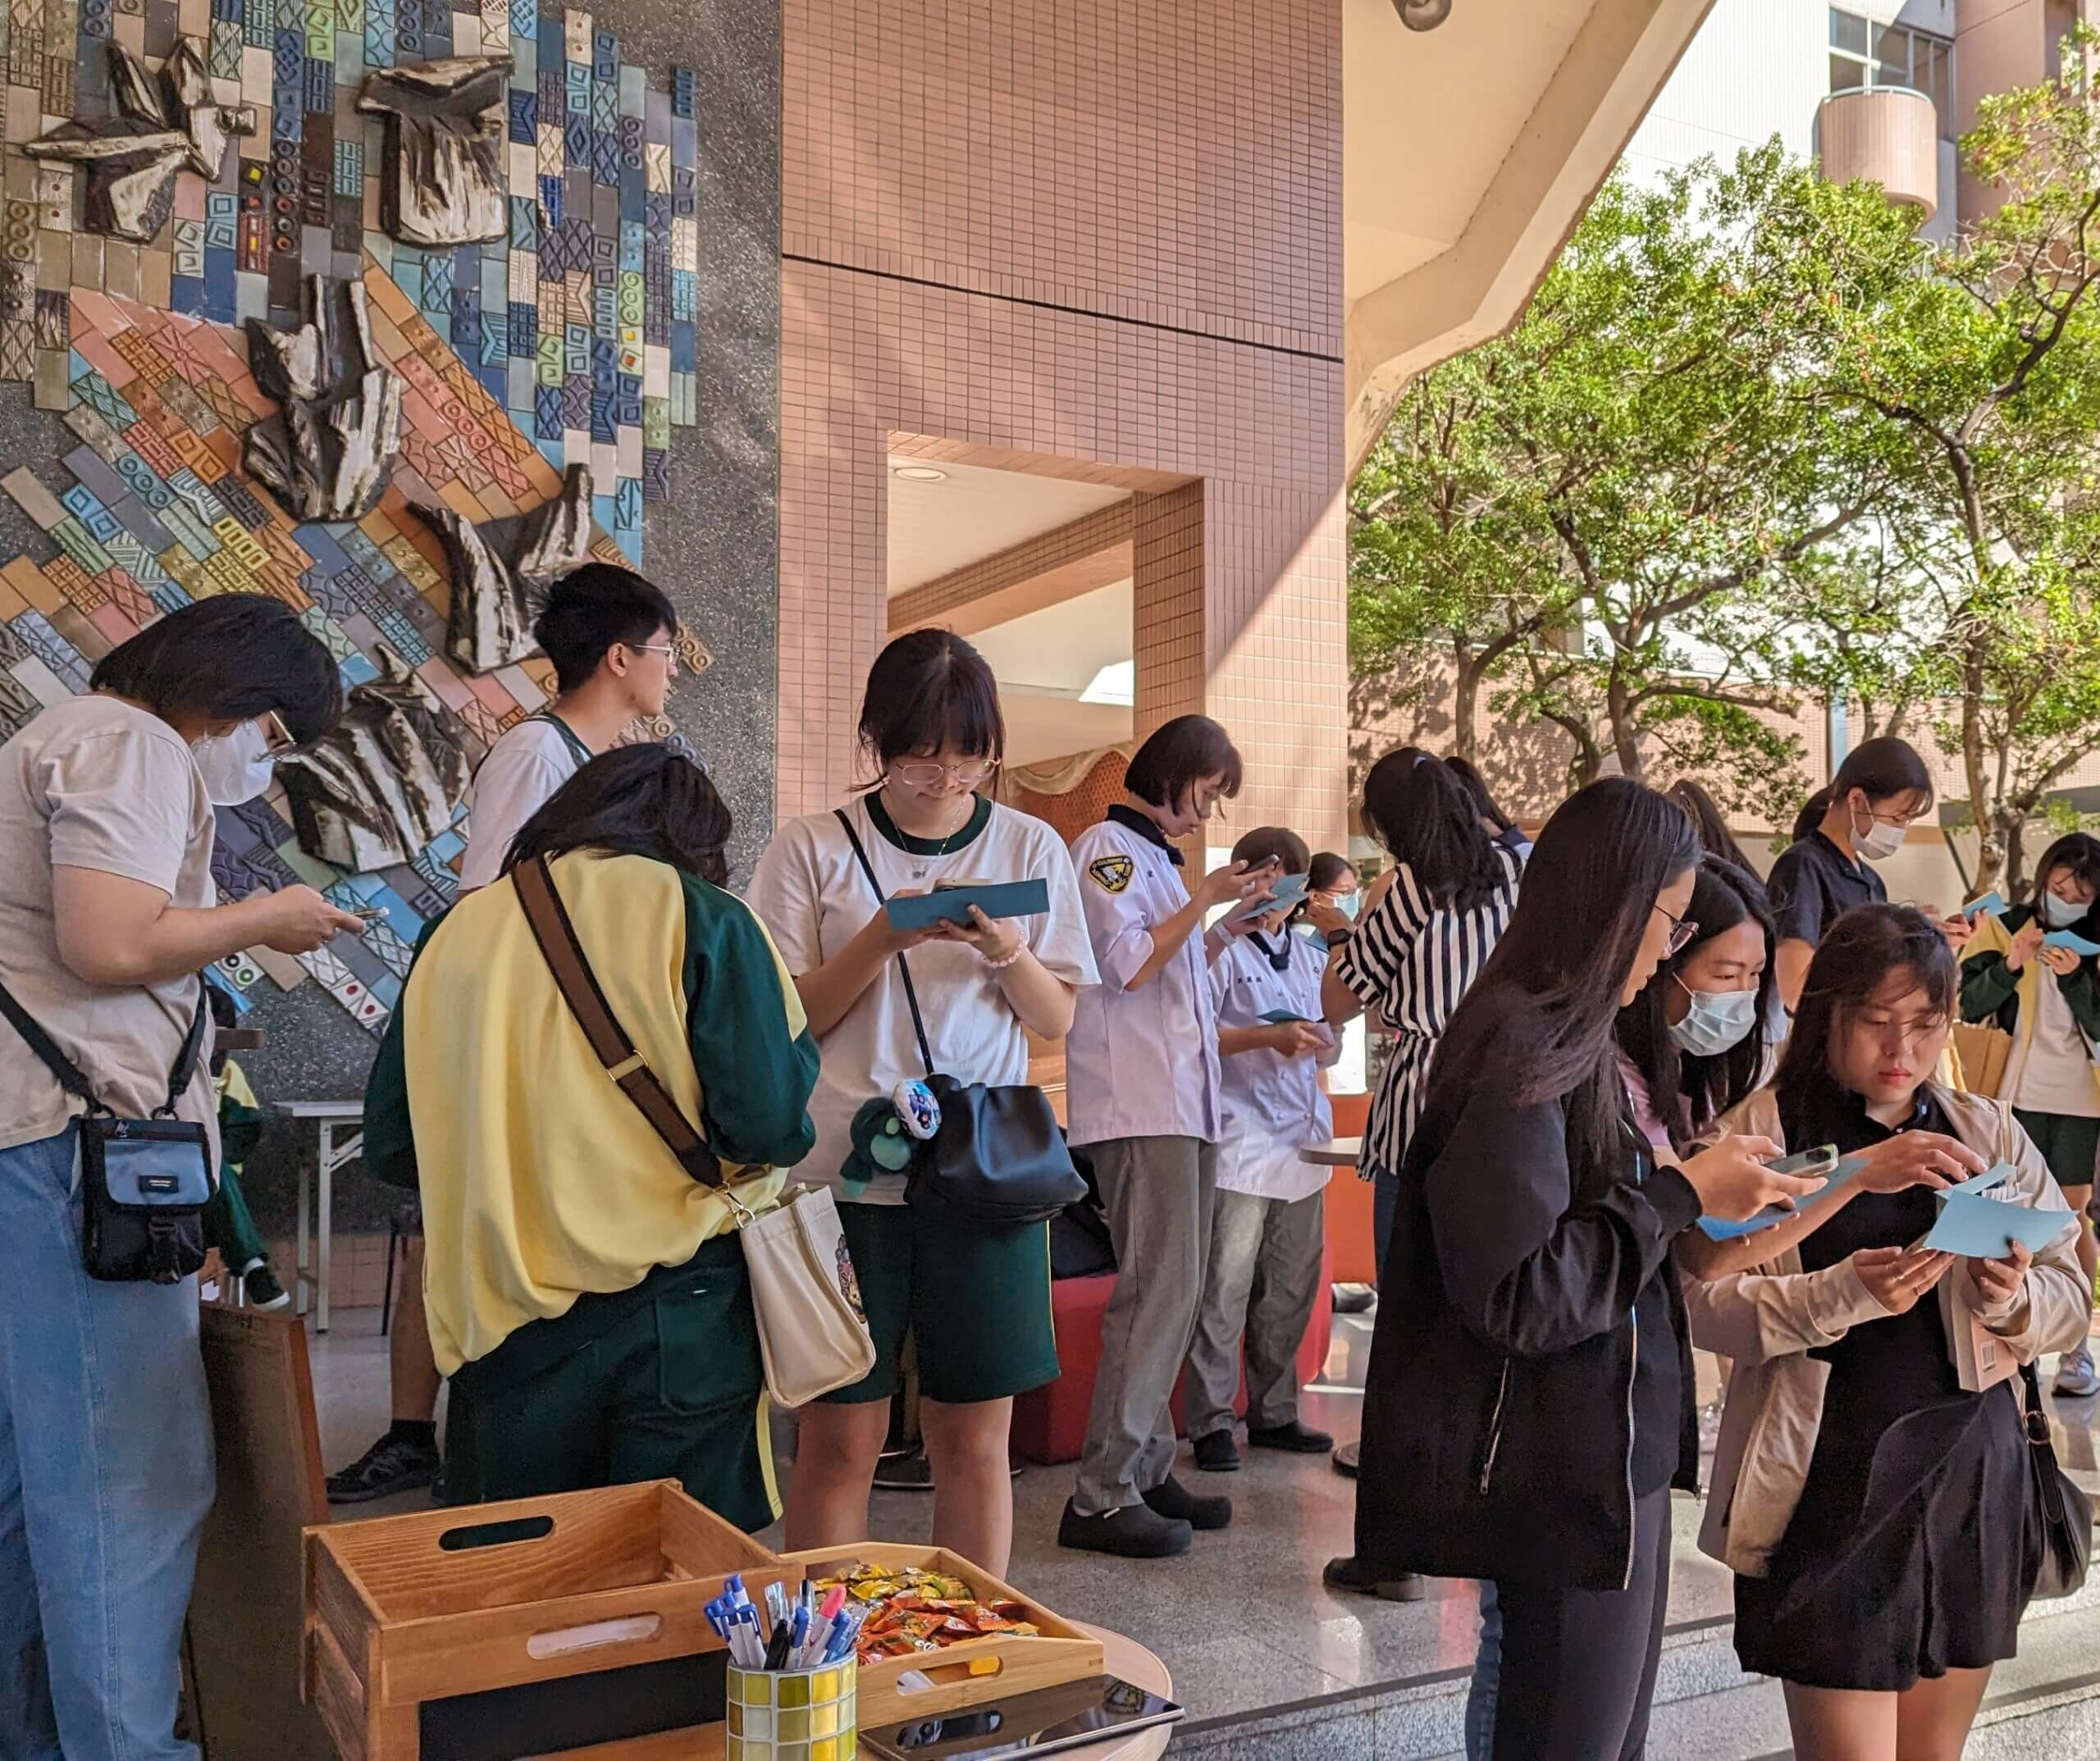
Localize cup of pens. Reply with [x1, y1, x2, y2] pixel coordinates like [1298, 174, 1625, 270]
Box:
[710, 1574, 866, 1761]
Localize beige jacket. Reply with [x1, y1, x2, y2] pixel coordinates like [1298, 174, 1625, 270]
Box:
[1685, 1084, 2089, 1576]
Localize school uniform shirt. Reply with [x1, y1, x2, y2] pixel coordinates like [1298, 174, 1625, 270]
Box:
[1065, 807, 1225, 1148]
[1336, 846, 1520, 1182]
[457, 713, 591, 892]
[1209, 929, 1335, 1202]
[1768, 828, 1884, 951]
[746, 794, 1097, 1204]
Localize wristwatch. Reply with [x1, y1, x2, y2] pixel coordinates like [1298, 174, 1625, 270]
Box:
[1324, 928, 1352, 951]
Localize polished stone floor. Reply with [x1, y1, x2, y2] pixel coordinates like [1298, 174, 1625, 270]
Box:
[308, 1305, 2100, 1759]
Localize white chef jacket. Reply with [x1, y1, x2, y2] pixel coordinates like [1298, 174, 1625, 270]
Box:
[1209, 929, 1335, 1202]
[1064, 810, 1224, 1148]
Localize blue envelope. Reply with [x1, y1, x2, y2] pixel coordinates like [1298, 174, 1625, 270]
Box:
[1695, 1154, 1868, 1242]
[2044, 929, 2100, 956]
[1962, 892, 2008, 919]
[1921, 1184, 2075, 1259]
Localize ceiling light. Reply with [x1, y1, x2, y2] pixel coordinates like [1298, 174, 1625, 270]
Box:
[1079, 661, 1134, 706]
[1395, 0, 1452, 28]
[892, 465, 948, 483]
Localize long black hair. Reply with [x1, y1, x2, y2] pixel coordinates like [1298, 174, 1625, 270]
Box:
[1667, 779, 1751, 873]
[1360, 748, 1506, 912]
[1790, 737, 1934, 844]
[1443, 755, 1516, 835]
[1427, 778, 1700, 1172]
[1774, 903, 1956, 1103]
[1615, 858, 1777, 1148]
[504, 743, 733, 886]
[91, 595, 343, 743]
[2032, 832, 2100, 923]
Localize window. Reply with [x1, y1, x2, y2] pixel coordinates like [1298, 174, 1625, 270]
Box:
[1829, 8, 1955, 141]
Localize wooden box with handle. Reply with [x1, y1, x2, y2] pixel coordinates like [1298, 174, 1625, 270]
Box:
[303, 1480, 792, 1761]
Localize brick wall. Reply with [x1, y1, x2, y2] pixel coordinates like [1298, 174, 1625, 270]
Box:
[778, 0, 1348, 846]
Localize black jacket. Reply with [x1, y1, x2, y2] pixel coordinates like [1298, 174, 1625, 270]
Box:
[1352, 1011, 1703, 1593]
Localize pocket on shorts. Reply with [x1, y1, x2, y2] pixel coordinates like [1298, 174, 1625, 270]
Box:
[653, 1261, 765, 1416]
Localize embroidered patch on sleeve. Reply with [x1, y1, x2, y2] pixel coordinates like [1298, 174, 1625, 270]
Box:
[1088, 855, 1134, 894]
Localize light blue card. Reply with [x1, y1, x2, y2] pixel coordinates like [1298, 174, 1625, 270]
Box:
[1695, 1154, 1867, 1242]
[1921, 1192, 2075, 1258]
[1938, 1161, 2015, 1200]
[1962, 892, 2008, 918]
[2044, 929, 2100, 956]
[1231, 870, 1310, 923]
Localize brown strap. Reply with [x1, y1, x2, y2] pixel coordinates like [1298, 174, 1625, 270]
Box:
[511, 855, 722, 1188]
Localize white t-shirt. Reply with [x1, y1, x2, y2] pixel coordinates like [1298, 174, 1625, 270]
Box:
[459, 716, 588, 892]
[746, 795, 1098, 1205]
[2008, 968, 2100, 1119]
[0, 696, 219, 1154]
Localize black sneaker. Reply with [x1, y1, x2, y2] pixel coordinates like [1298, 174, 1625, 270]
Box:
[326, 1430, 440, 1504]
[1332, 1284, 1376, 1315]
[1248, 1420, 1333, 1454]
[873, 1448, 935, 1491]
[1323, 1554, 1427, 1602]
[1331, 1440, 1361, 1479]
[1192, 1430, 1240, 1473]
[243, 1265, 290, 1310]
[1142, 1473, 1231, 1531]
[1058, 1499, 1192, 1558]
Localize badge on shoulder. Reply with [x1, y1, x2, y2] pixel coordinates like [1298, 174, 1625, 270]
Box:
[1088, 854, 1134, 894]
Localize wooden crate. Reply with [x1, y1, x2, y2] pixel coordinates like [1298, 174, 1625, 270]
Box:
[774, 1544, 1103, 1728]
[303, 1480, 791, 1761]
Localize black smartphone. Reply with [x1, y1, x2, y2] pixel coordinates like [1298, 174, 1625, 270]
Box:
[858, 1674, 1184, 1759]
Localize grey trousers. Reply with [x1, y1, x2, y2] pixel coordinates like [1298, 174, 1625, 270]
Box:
[1072, 1135, 1217, 1517]
[1184, 1185, 1325, 1439]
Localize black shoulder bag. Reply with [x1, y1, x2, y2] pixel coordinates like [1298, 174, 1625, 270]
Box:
[2021, 1357, 2091, 1599]
[0, 976, 214, 1283]
[835, 810, 1085, 1227]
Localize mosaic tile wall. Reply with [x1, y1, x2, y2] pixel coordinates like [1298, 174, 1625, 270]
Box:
[0, 2, 700, 559]
[0, 280, 642, 1033]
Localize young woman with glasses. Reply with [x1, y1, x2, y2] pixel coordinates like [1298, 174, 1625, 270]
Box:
[748, 631, 1097, 1579]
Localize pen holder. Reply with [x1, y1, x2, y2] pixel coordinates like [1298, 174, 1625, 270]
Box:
[726, 1658, 859, 1761]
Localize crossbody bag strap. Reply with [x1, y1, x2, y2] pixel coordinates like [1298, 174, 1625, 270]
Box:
[833, 809, 936, 1080]
[0, 974, 104, 1110]
[511, 855, 723, 1188]
[158, 988, 210, 1117]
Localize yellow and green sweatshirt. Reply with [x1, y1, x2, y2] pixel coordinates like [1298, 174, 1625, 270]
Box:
[363, 849, 819, 1378]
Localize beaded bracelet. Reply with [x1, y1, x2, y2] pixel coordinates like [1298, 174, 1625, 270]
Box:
[980, 945, 1025, 971]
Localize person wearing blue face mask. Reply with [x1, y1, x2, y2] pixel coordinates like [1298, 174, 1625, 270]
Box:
[1305, 851, 1358, 928]
[1958, 831, 2100, 1396]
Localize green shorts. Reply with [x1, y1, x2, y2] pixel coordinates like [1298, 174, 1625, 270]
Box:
[443, 1234, 778, 1531]
[822, 1201, 1059, 1407]
[2014, 1108, 2100, 1198]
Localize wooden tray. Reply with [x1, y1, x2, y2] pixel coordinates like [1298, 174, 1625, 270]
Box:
[304, 1480, 792, 1761]
[774, 1543, 1104, 1727]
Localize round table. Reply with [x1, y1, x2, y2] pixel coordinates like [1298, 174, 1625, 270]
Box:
[1060, 1623, 1176, 1760]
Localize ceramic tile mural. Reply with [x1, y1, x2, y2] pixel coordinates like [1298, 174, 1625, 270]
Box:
[0, 2, 699, 554]
[0, 10, 700, 1033]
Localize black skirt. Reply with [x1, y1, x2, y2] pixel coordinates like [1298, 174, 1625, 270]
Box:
[1734, 1382, 2037, 1692]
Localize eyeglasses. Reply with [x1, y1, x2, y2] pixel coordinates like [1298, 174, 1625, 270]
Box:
[625, 641, 680, 677]
[891, 758, 996, 789]
[1652, 901, 1699, 958]
[260, 709, 297, 755]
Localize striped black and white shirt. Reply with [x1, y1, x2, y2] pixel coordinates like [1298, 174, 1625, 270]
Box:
[1336, 845, 1522, 1181]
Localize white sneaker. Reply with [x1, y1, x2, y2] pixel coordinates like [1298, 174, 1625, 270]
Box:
[2054, 1344, 2100, 1398]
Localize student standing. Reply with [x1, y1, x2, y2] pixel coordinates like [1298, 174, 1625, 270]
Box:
[1057, 715, 1275, 1560]
[1308, 851, 1359, 921]
[1767, 737, 1944, 1014]
[329, 562, 681, 1504]
[1445, 754, 1533, 863]
[1337, 779, 1824, 1757]
[1960, 832, 2100, 1396]
[1692, 906, 2088, 1761]
[363, 746, 818, 1523]
[751, 632, 1096, 1581]
[1185, 826, 1339, 1473]
[0, 599, 360, 1761]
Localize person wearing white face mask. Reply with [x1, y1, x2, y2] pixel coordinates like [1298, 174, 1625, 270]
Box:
[0, 597, 362, 1761]
[1769, 738, 1947, 1016]
[1959, 832, 2100, 1396]
[190, 709, 295, 806]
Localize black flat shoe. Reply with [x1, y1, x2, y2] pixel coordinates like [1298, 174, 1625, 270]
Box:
[1323, 1554, 1426, 1602]
[1058, 1499, 1192, 1558]
[1247, 1421, 1333, 1453]
[1331, 1440, 1360, 1479]
[1192, 1430, 1241, 1473]
[1142, 1473, 1232, 1531]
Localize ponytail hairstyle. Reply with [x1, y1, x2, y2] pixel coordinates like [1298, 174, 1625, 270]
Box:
[1614, 857, 1778, 1147]
[1790, 737, 1934, 844]
[1442, 755, 1517, 835]
[1360, 747, 1506, 912]
[1427, 779, 1700, 1175]
[1666, 779, 1751, 872]
[1774, 903, 1956, 1104]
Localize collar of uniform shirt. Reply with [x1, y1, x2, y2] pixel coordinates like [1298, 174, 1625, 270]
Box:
[1105, 802, 1184, 865]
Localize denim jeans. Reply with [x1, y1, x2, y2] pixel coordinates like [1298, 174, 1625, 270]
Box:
[0, 1125, 215, 1761]
[1464, 1581, 1501, 1761]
